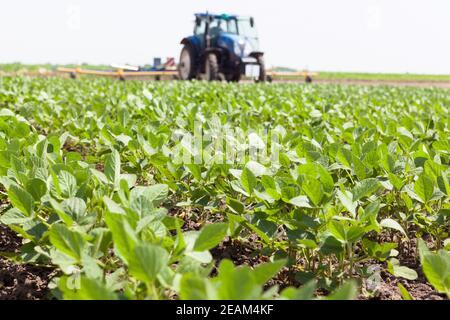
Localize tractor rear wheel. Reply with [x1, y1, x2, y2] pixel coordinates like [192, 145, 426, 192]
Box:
[229, 71, 241, 82]
[256, 56, 266, 83]
[205, 53, 219, 81]
[179, 45, 196, 80]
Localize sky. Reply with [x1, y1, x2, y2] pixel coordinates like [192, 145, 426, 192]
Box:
[2, 0, 450, 74]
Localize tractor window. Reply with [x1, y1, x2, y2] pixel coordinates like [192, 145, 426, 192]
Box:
[194, 19, 206, 37]
[208, 18, 238, 37]
[208, 19, 223, 38]
[226, 19, 238, 34]
[237, 19, 257, 38]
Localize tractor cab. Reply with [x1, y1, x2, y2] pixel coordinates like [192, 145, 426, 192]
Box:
[179, 13, 265, 82]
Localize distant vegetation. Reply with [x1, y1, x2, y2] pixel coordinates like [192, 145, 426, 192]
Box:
[269, 66, 298, 73]
[317, 71, 450, 82]
[0, 63, 116, 72]
[2, 63, 450, 82]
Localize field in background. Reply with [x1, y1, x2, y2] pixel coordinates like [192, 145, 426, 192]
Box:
[317, 71, 450, 82]
[3, 63, 450, 84]
[272, 69, 450, 83]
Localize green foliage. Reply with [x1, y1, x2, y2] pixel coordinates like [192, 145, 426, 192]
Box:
[386, 259, 418, 280]
[0, 77, 448, 300]
[397, 283, 414, 300]
[8, 184, 34, 216]
[193, 222, 229, 251]
[418, 239, 450, 298]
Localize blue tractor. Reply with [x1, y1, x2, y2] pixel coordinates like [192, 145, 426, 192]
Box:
[178, 13, 266, 82]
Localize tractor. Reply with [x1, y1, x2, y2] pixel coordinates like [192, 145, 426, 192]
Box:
[178, 13, 265, 82]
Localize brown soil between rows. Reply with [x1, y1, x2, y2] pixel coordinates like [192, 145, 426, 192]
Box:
[359, 259, 444, 300]
[0, 225, 55, 300]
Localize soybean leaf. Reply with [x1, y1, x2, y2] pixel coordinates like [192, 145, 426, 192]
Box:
[105, 213, 138, 265]
[128, 243, 169, 283]
[143, 184, 169, 207]
[194, 223, 228, 252]
[8, 184, 34, 216]
[397, 283, 414, 300]
[418, 239, 450, 297]
[179, 274, 210, 300]
[57, 170, 78, 198]
[337, 190, 357, 217]
[280, 281, 317, 300]
[103, 196, 126, 215]
[0, 208, 33, 225]
[253, 259, 286, 286]
[289, 195, 312, 208]
[241, 167, 256, 195]
[351, 178, 380, 201]
[326, 280, 358, 300]
[380, 218, 407, 237]
[25, 178, 47, 201]
[104, 149, 121, 186]
[362, 239, 397, 261]
[59, 276, 118, 300]
[329, 220, 347, 243]
[49, 224, 88, 261]
[302, 178, 323, 206]
[62, 197, 87, 221]
[387, 259, 418, 280]
[414, 174, 434, 203]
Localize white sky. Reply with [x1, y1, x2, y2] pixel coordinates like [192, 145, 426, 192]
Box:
[2, 0, 450, 74]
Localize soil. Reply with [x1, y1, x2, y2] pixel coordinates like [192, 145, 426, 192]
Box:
[211, 235, 267, 268]
[63, 140, 89, 157]
[95, 163, 105, 172]
[358, 234, 446, 300]
[0, 225, 54, 300]
[169, 206, 226, 232]
[360, 266, 445, 300]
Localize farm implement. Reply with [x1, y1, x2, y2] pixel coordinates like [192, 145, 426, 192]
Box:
[57, 67, 318, 82]
[55, 12, 317, 82]
[56, 65, 317, 82]
[57, 58, 179, 81]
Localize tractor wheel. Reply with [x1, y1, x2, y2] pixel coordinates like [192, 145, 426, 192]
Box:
[218, 73, 226, 82]
[256, 56, 266, 83]
[229, 71, 241, 82]
[205, 53, 219, 81]
[179, 45, 196, 80]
